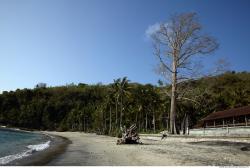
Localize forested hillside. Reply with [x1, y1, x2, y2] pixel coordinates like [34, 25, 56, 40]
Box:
[0, 72, 249, 135]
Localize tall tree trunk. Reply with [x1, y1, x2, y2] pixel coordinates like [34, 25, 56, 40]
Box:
[182, 114, 187, 135]
[170, 54, 177, 134]
[84, 115, 86, 132]
[166, 112, 169, 131]
[104, 110, 107, 131]
[120, 96, 123, 128]
[109, 105, 112, 135]
[145, 113, 148, 132]
[153, 110, 156, 133]
[139, 110, 141, 132]
[186, 114, 189, 135]
[135, 107, 138, 125]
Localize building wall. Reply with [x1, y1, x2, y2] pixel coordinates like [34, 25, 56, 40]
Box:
[189, 126, 250, 137]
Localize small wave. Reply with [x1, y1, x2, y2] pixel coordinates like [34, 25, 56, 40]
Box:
[0, 150, 31, 165]
[0, 141, 50, 165]
[27, 141, 51, 152]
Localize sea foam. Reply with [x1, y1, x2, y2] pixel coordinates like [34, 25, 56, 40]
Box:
[0, 141, 51, 165]
[27, 140, 50, 152]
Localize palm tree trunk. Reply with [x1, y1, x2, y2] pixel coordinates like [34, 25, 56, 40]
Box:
[139, 110, 141, 132]
[115, 97, 118, 127]
[186, 114, 189, 135]
[135, 107, 138, 124]
[83, 115, 86, 132]
[182, 114, 187, 135]
[104, 110, 107, 131]
[109, 105, 112, 135]
[120, 96, 123, 128]
[153, 110, 156, 133]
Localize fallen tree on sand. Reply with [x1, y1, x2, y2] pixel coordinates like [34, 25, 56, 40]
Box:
[117, 124, 142, 145]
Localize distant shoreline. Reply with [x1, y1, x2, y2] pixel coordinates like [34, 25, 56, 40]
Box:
[0, 125, 40, 132]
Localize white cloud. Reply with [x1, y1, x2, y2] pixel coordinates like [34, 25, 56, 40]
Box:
[145, 22, 161, 39]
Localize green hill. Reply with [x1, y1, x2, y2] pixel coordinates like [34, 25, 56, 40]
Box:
[0, 72, 249, 134]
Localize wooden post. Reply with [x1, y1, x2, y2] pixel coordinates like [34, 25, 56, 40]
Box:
[214, 120, 216, 127]
[223, 119, 225, 128]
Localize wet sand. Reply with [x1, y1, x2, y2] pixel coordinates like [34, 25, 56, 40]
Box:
[8, 134, 70, 166]
[44, 132, 250, 166]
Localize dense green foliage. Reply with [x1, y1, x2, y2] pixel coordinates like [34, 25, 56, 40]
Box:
[0, 72, 249, 135]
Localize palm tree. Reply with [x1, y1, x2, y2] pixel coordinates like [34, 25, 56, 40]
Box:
[112, 78, 121, 127]
[118, 77, 131, 127]
[106, 87, 116, 134]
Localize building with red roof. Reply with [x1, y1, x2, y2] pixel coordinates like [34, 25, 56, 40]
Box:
[195, 106, 250, 128]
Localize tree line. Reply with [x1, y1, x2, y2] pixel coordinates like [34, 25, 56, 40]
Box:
[0, 71, 249, 136]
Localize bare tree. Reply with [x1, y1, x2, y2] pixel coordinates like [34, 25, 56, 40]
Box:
[149, 12, 218, 134]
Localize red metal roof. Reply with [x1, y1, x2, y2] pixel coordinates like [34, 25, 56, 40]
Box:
[202, 105, 250, 121]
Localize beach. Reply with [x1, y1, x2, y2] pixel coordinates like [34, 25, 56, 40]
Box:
[43, 132, 250, 166]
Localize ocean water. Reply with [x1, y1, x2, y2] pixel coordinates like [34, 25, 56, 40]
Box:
[0, 128, 51, 165]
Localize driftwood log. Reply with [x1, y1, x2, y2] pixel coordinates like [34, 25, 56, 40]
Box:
[117, 124, 141, 145]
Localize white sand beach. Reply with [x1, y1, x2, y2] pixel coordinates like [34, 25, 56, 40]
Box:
[45, 132, 250, 166]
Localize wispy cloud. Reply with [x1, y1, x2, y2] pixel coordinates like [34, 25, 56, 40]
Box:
[145, 22, 161, 39]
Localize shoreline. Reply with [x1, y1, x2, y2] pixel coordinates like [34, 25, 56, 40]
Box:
[13, 135, 71, 166]
[2, 129, 250, 166]
[44, 132, 250, 166]
[2, 130, 71, 166]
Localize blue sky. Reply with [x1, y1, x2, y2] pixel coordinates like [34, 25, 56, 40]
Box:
[0, 0, 250, 92]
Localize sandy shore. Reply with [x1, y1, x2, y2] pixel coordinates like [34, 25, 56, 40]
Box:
[8, 134, 70, 166]
[44, 132, 250, 166]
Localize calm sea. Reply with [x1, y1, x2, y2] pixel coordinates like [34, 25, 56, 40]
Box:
[0, 128, 51, 165]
